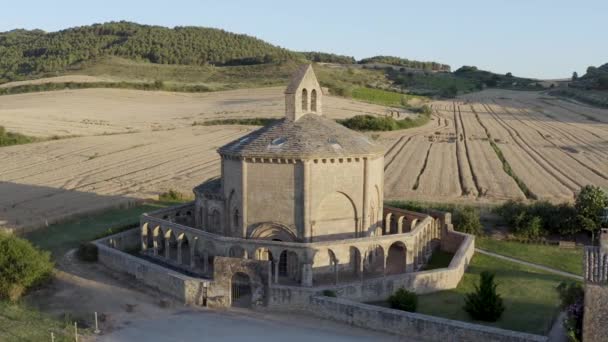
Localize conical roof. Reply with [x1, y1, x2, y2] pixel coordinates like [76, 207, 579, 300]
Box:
[218, 114, 384, 159]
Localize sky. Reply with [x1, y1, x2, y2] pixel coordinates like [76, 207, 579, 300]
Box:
[1, 0, 606, 79]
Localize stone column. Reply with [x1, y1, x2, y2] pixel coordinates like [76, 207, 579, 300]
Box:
[190, 245, 196, 269]
[334, 261, 339, 285]
[177, 241, 183, 265]
[141, 233, 147, 252]
[273, 260, 279, 284]
[203, 252, 209, 273]
[301, 263, 313, 287]
[302, 160, 311, 242]
[361, 158, 369, 237]
[165, 239, 170, 260]
[359, 257, 364, 281]
[241, 159, 248, 237]
[406, 248, 415, 273]
[382, 254, 388, 276]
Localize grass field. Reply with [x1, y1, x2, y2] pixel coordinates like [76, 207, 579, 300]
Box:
[416, 253, 568, 335]
[24, 200, 180, 257]
[475, 237, 584, 275]
[0, 301, 79, 342]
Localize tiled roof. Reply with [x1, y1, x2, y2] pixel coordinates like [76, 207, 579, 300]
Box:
[218, 114, 384, 159]
[285, 64, 313, 94]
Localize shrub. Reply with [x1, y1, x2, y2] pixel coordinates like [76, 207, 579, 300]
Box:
[321, 289, 337, 297]
[464, 271, 505, 322]
[556, 282, 584, 342]
[388, 288, 418, 312]
[159, 189, 186, 201]
[452, 206, 483, 235]
[76, 242, 98, 262]
[0, 233, 54, 302]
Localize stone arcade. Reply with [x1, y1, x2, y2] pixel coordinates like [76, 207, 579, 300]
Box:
[96, 65, 474, 310]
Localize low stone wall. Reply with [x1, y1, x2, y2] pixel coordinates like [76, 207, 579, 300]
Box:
[267, 230, 474, 305]
[93, 232, 209, 306]
[583, 283, 608, 342]
[301, 296, 547, 342]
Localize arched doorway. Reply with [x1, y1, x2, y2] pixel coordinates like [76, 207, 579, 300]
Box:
[231, 272, 252, 307]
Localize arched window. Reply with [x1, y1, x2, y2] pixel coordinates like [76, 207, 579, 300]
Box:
[311, 89, 317, 112]
[233, 209, 240, 229]
[301, 88, 308, 111]
[211, 210, 221, 231]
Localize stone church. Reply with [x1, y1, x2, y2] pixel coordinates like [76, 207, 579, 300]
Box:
[97, 65, 473, 308]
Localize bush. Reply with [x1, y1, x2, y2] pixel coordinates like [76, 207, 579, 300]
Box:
[496, 200, 578, 238]
[452, 206, 483, 235]
[0, 233, 54, 301]
[464, 271, 505, 322]
[556, 282, 584, 342]
[321, 289, 337, 297]
[388, 288, 418, 312]
[76, 242, 98, 262]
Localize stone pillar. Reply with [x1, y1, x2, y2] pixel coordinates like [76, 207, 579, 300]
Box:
[241, 159, 248, 237]
[406, 249, 415, 273]
[165, 239, 170, 260]
[302, 160, 311, 242]
[141, 233, 147, 252]
[361, 158, 369, 237]
[301, 263, 313, 287]
[359, 257, 364, 281]
[273, 260, 279, 284]
[382, 254, 387, 276]
[203, 252, 209, 273]
[190, 245, 196, 269]
[177, 242, 183, 264]
[334, 261, 339, 285]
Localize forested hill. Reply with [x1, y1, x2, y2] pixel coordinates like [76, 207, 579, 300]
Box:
[0, 21, 454, 84]
[570, 63, 608, 90]
[0, 21, 300, 82]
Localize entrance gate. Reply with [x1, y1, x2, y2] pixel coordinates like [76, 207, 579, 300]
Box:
[231, 272, 252, 307]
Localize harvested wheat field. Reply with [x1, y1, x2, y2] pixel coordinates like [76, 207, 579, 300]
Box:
[0, 86, 401, 232]
[0, 86, 396, 137]
[383, 89, 608, 203]
[2, 87, 608, 232]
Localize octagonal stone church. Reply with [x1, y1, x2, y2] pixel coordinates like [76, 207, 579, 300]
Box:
[114, 65, 472, 308]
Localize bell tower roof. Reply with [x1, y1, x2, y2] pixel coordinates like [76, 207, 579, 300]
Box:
[284, 64, 322, 121]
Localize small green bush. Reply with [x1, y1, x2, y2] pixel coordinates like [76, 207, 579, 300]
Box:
[322, 289, 337, 297]
[0, 233, 54, 302]
[452, 206, 483, 235]
[464, 271, 505, 322]
[76, 242, 98, 262]
[388, 288, 418, 312]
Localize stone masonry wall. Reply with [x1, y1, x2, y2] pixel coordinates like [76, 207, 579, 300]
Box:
[267, 230, 474, 305]
[583, 284, 608, 341]
[300, 296, 547, 342]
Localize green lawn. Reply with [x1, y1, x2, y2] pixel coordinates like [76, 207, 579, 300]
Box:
[24, 200, 179, 257]
[417, 253, 569, 335]
[475, 237, 583, 276]
[0, 301, 81, 342]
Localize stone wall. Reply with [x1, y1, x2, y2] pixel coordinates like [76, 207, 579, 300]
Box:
[267, 230, 474, 304]
[94, 231, 209, 306]
[297, 296, 547, 342]
[583, 284, 608, 342]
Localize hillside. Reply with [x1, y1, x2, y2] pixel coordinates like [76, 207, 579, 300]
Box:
[0, 21, 301, 82]
[549, 62, 608, 108]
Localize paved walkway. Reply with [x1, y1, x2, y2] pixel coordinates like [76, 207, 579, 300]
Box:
[475, 248, 583, 281]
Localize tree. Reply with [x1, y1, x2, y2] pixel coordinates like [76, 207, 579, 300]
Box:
[575, 185, 608, 243]
[572, 71, 578, 81]
[506, 72, 513, 78]
[0, 233, 54, 301]
[388, 288, 418, 312]
[464, 271, 505, 322]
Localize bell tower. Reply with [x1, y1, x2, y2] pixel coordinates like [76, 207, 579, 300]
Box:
[284, 64, 323, 121]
